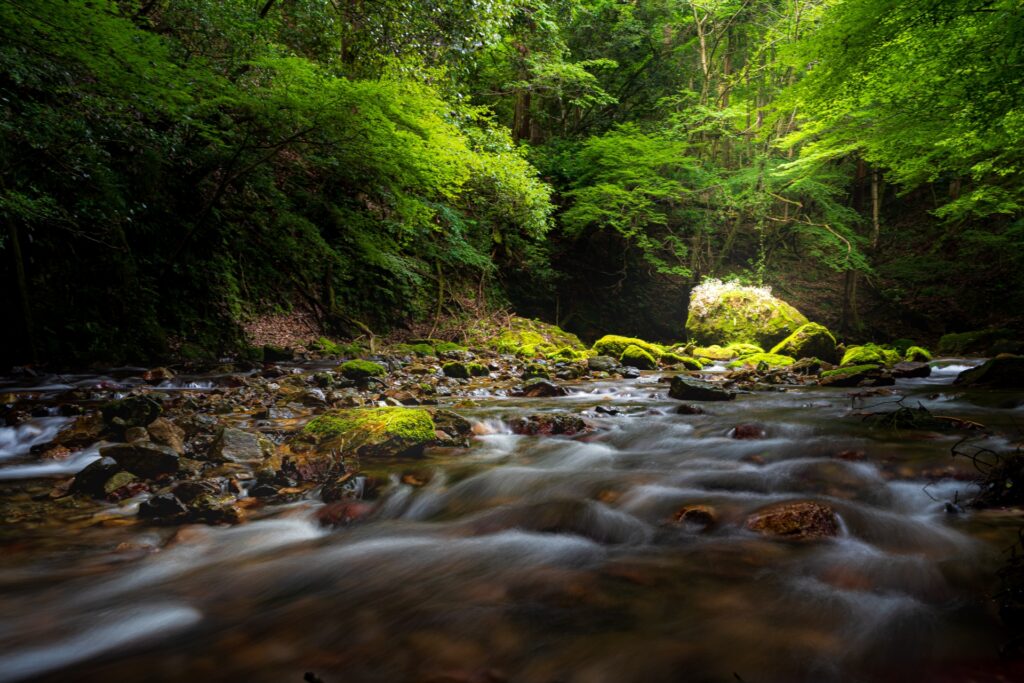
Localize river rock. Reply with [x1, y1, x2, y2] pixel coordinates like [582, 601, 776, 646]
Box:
[770, 322, 837, 363]
[730, 423, 765, 439]
[138, 492, 189, 520]
[511, 414, 589, 436]
[588, 356, 620, 372]
[100, 442, 180, 478]
[954, 355, 1024, 388]
[301, 406, 440, 459]
[745, 500, 839, 541]
[147, 417, 186, 454]
[818, 364, 894, 387]
[142, 367, 175, 384]
[71, 456, 122, 496]
[671, 504, 717, 529]
[209, 427, 275, 463]
[891, 361, 931, 379]
[520, 378, 568, 397]
[668, 376, 735, 401]
[102, 396, 162, 429]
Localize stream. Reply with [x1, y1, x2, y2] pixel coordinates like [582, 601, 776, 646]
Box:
[1, 360, 1023, 682]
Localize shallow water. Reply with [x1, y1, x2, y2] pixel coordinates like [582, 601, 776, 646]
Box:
[1, 361, 1023, 683]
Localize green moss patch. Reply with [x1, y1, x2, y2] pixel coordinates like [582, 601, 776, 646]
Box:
[727, 352, 795, 369]
[339, 359, 386, 380]
[770, 323, 837, 362]
[593, 335, 664, 360]
[620, 344, 658, 369]
[904, 346, 932, 362]
[686, 280, 809, 348]
[840, 344, 899, 367]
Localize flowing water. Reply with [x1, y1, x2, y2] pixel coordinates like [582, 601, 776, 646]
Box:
[1, 361, 1023, 682]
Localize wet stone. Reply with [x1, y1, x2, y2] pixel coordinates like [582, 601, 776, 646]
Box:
[745, 500, 840, 541]
[669, 376, 735, 401]
[511, 414, 589, 436]
[100, 442, 180, 479]
[138, 492, 188, 521]
[731, 423, 766, 440]
[520, 379, 568, 398]
[209, 427, 275, 464]
[147, 417, 186, 455]
[102, 396, 162, 429]
[891, 361, 932, 379]
[671, 504, 717, 529]
[71, 456, 121, 497]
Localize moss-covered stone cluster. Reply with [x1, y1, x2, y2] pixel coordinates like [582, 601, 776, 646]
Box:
[685, 282, 809, 348]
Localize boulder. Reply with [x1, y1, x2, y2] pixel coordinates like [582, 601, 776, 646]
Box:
[338, 359, 386, 381]
[819, 364, 894, 387]
[302, 406, 440, 459]
[620, 344, 658, 370]
[904, 346, 932, 362]
[520, 378, 569, 397]
[442, 361, 471, 379]
[770, 322, 837, 362]
[954, 355, 1024, 388]
[71, 456, 121, 497]
[726, 353, 795, 369]
[592, 335, 663, 360]
[840, 344, 899, 366]
[668, 376, 735, 401]
[511, 414, 590, 436]
[100, 442, 179, 478]
[745, 500, 839, 541]
[102, 396, 162, 429]
[209, 427, 275, 463]
[147, 417, 186, 455]
[587, 356, 620, 372]
[685, 280, 808, 348]
[891, 362, 932, 379]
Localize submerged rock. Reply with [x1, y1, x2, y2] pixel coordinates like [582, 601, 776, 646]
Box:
[745, 500, 839, 541]
[668, 376, 735, 401]
[685, 280, 809, 348]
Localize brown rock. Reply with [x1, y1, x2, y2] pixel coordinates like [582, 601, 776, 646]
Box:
[148, 417, 186, 454]
[745, 500, 839, 541]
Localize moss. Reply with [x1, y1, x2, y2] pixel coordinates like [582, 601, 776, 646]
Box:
[472, 317, 584, 356]
[339, 359, 386, 380]
[661, 353, 703, 370]
[620, 344, 658, 370]
[686, 284, 809, 348]
[904, 346, 932, 362]
[523, 363, 550, 380]
[299, 409, 436, 450]
[840, 344, 894, 366]
[770, 323, 837, 362]
[727, 352, 795, 369]
[593, 335, 663, 360]
[938, 328, 1015, 355]
[725, 342, 765, 356]
[442, 362, 470, 379]
[467, 362, 490, 377]
[693, 345, 738, 361]
[549, 346, 590, 362]
[891, 338, 916, 355]
[820, 364, 880, 381]
[395, 342, 435, 356]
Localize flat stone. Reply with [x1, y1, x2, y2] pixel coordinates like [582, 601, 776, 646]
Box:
[100, 442, 179, 478]
[209, 427, 275, 463]
[745, 500, 839, 541]
[668, 376, 735, 401]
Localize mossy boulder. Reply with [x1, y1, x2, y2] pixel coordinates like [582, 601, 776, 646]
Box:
[692, 345, 737, 361]
[904, 346, 932, 362]
[819, 364, 892, 387]
[467, 362, 490, 377]
[770, 323, 837, 362]
[620, 344, 658, 370]
[685, 281, 809, 348]
[442, 362, 471, 379]
[592, 335, 663, 360]
[468, 316, 584, 357]
[303, 407, 438, 459]
[840, 344, 899, 367]
[338, 359, 386, 380]
[727, 353, 795, 369]
[938, 328, 1015, 355]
